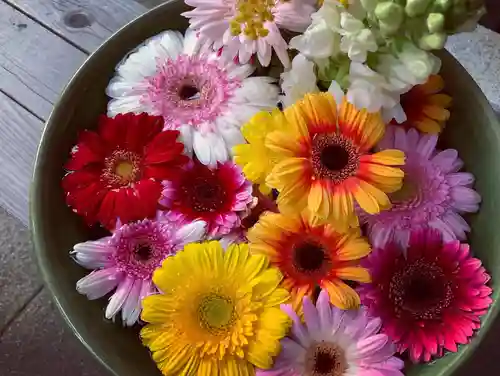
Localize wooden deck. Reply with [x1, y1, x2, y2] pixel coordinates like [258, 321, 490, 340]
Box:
[0, 0, 162, 225]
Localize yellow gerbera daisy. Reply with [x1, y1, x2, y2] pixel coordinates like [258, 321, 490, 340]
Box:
[140, 241, 290, 376]
[396, 74, 452, 133]
[248, 211, 371, 310]
[233, 109, 286, 194]
[265, 92, 405, 229]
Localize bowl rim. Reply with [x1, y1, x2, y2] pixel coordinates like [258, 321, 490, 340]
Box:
[29, 1, 500, 375]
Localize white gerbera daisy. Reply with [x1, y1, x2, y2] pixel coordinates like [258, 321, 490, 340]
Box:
[106, 29, 279, 167]
[182, 0, 316, 67]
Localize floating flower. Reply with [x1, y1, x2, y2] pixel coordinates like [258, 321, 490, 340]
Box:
[183, 0, 316, 67]
[359, 228, 492, 362]
[248, 211, 371, 309]
[106, 30, 279, 167]
[346, 62, 407, 123]
[394, 75, 452, 133]
[141, 241, 291, 375]
[159, 160, 253, 237]
[338, 12, 378, 63]
[233, 110, 284, 195]
[280, 54, 319, 107]
[63, 113, 188, 229]
[257, 290, 404, 376]
[264, 93, 405, 228]
[72, 216, 206, 326]
[363, 126, 480, 248]
[289, 0, 343, 60]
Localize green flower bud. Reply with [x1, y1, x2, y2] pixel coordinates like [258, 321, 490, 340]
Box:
[427, 12, 445, 32]
[405, 0, 432, 17]
[433, 0, 452, 12]
[375, 2, 404, 24]
[379, 20, 401, 35]
[419, 32, 447, 50]
[360, 0, 380, 12]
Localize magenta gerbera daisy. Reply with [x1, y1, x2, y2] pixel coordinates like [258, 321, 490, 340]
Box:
[358, 228, 492, 362]
[72, 214, 206, 326]
[62, 113, 188, 230]
[106, 29, 279, 167]
[257, 290, 404, 376]
[182, 0, 316, 67]
[159, 160, 253, 237]
[363, 126, 481, 248]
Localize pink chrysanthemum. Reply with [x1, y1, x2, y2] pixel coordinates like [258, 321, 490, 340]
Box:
[182, 0, 316, 67]
[106, 29, 279, 167]
[160, 160, 253, 237]
[72, 215, 206, 326]
[258, 290, 404, 376]
[358, 228, 492, 362]
[363, 126, 481, 248]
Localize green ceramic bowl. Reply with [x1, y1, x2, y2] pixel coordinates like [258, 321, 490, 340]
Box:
[30, 1, 500, 375]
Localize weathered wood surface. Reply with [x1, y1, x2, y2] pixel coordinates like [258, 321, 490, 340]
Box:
[0, 1, 87, 120]
[0, 93, 45, 224]
[5, 0, 147, 54]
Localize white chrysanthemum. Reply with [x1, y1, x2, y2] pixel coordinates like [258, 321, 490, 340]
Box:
[106, 29, 279, 167]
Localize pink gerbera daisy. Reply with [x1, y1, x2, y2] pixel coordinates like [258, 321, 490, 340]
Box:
[358, 228, 492, 362]
[106, 29, 279, 167]
[363, 126, 481, 248]
[258, 290, 404, 376]
[182, 0, 316, 67]
[72, 215, 206, 326]
[159, 160, 253, 237]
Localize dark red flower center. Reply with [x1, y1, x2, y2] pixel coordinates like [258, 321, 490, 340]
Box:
[389, 258, 454, 320]
[178, 83, 200, 101]
[305, 342, 347, 376]
[292, 239, 330, 275]
[134, 245, 153, 262]
[311, 133, 359, 183]
[180, 173, 228, 213]
[102, 149, 142, 187]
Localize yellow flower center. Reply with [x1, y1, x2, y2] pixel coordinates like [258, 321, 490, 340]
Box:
[230, 0, 277, 39]
[198, 293, 235, 333]
[115, 161, 135, 179]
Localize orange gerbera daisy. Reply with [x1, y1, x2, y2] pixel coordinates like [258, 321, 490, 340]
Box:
[396, 74, 452, 134]
[265, 92, 405, 229]
[247, 211, 371, 309]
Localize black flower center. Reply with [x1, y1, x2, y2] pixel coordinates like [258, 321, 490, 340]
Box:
[321, 145, 350, 171]
[311, 134, 359, 183]
[182, 173, 227, 213]
[305, 342, 347, 376]
[134, 245, 152, 262]
[390, 259, 454, 320]
[293, 241, 328, 273]
[179, 84, 200, 101]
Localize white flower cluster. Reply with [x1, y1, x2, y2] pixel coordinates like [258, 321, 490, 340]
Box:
[282, 0, 443, 123]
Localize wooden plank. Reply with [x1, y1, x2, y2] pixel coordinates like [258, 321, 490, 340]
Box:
[5, 0, 147, 54]
[0, 1, 87, 120]
[0, 91, 45, 224]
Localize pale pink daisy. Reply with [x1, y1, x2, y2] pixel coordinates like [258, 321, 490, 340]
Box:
[106, 29, 279, 167]
[182, 0, 316, 67]
[72, 214, 206, 326]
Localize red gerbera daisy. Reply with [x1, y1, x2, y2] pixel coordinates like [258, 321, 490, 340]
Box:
[63, 113, 189, 229]
[359, 228, 492, 363]
[159, 160, 253, 237]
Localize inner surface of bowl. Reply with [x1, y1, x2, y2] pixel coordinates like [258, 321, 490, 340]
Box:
[30, 1, 500, 376]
